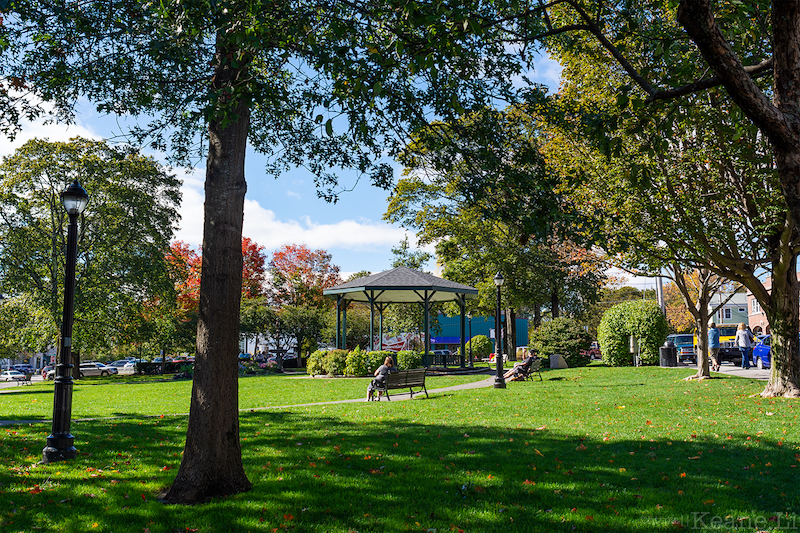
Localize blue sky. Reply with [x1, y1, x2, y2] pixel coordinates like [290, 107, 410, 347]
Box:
[0, 53, 645, 288]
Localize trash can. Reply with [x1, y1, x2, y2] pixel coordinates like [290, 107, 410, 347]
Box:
[660, 341, 677, 367]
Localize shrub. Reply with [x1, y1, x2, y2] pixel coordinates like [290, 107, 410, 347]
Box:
[326, 349, 348, 375]
[396, 350, 422, 370]
[598, 300, 669, 366]
[344, 347, 392, 376]
[467, 335, 493, 360]
[529, 317, 592, 367]
[306, 350, 327, 376]
[306, 349, 349, 376]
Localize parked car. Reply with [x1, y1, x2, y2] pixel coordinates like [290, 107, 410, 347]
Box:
[1, 370, 27, 382]
[667, 334, 697, 363]
[12, 364, 34, 374]
[76, 362, 113, 377]
[41, 365, 55, 378]
[581, 341, 602, 360]
[94, 362, 118, 375]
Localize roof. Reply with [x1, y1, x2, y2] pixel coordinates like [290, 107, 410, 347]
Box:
[323, 266, 479, 304]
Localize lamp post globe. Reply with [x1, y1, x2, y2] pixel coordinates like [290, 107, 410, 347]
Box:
[493, 273, 506, 389]
[43, 180, 88, 464]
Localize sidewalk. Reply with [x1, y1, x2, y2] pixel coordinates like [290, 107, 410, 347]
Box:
[671, 360, 770, 380]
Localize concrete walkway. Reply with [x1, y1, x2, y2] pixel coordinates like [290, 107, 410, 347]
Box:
[668, 360, 770, 380]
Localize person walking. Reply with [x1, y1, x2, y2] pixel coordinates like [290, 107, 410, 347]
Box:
[708, 322, 721, 372]
[735, 322, 753, 369]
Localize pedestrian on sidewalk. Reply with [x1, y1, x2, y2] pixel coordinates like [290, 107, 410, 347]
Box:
[708, 322, 721, 371]
[735, 322, 753, 369]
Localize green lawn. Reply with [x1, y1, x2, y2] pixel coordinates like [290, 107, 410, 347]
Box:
[1, 366, 797, 533]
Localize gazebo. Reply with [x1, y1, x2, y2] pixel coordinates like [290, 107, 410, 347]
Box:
[323, 266, 479, 367]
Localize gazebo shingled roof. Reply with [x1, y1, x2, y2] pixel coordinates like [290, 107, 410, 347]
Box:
[323, 266, 478, 303]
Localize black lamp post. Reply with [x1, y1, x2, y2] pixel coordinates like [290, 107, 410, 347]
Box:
[467, 312, 473, 368]
[42, 180, 88, 464]
[493, 272, 506, 389]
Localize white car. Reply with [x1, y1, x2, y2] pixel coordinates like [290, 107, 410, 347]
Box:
[1, 370, 27, 382]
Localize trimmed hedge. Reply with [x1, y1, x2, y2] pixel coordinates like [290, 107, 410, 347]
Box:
[529, 317, 592, 367]
[597, 300, 669, 366]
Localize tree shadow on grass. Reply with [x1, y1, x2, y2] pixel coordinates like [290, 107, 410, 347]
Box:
[2, 408, 797, 533]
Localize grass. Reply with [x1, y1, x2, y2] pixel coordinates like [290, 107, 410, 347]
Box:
[0, 372, 489, 420]
[1, 365, 798, 532]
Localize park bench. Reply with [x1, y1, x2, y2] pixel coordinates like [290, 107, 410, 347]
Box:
[372, 368, 428, 401]
[22, 373, 33, 385]
[516, 358, 542, 381]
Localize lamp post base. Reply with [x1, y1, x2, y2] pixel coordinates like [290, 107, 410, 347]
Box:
[42, 433, 77, 463]
[494, 375, 506, 388]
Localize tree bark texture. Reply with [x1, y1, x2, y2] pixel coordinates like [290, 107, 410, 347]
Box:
[164, 40, 253, 503]
[507, 307, 517, 360]
[761, 253, 800, 397]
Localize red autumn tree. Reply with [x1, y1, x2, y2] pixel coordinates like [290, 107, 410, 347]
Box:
[241, 237, 269, 299]
[269, 244, 341, 309]
[168, 237, 267, 320]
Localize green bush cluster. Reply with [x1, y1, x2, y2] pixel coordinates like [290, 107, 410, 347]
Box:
[529, 317, 592, 367]
[597, 300, 669, 366]
[306, 349, 349, 376]
[456, 335, 493, 360]
[344, 349, 395, 376]
[396, 350, 423, 370]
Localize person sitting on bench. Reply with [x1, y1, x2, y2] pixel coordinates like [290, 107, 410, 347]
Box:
[503, 349, 538, 382]
[367, 356, 396, 401]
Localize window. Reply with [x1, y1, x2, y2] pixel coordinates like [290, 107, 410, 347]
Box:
[739, 307, 746, 314]
[752, 299, 761, 313]
[722, 308, 732, 320]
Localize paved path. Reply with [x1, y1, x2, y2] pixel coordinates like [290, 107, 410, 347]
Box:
[668, 360, 770, 380]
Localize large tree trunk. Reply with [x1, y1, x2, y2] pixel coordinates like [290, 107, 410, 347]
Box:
[760, 254, 800, 397]
[164, 42, 252, 503]
[507, 307, 517, 361]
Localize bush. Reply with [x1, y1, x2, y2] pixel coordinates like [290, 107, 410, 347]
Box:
[529, 317, 592, 367]
[597, 300, 669, 367]
[306, 349, 349, 376]
[468, 335, 493, 359]
[306, 350, 327, 376]
[343, 348, 394, 376]
[396, 350, 422, 370]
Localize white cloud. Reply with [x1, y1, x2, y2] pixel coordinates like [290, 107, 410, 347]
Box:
[173, 176, 407, 253]
[0, 119, 100, 158]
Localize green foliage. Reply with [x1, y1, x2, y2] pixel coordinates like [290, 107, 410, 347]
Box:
[343, 346, 367, 376]
[0, 138, 181, 354]
[395, 350, 423, 370]
[457, 335, 492, 359]
[529, 317, 592, 367]
[598, 300, 669, 366]
[307, 349, 348, 376]
[345, 350, 395, 377]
